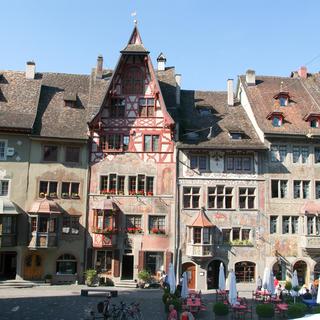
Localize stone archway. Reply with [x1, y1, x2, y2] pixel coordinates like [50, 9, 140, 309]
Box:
[207, 259, 225, 289]
[293, 260, 308, 285]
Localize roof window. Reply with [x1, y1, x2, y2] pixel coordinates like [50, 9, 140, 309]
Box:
[229, 131, 243, 140]
[64, 92, 77, 108]
[267, 111, 284, 127]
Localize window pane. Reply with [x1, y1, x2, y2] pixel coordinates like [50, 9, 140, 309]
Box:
[0, 180, 9, 196]
[270, 216, 277, 234]
[137, 175, 145, 193]
[279, 146, 287, 162]
[194, 227, 201, 244]
[282, 217, 289, 234]
[301, 147, 309, 163]
[43, 146, 58, 161]
[198, 156, 207, 170]
[222, 229, 231, 243]
[316, 182, 320, 199]
[242, 229, 250, 241]
[294, 181, 301, 198]
[271, 180, 279, 198]
[65, 147, 80, 163]
[303, 181, 310, 199]
[0, 141, 5, 160]
[190, 156, 197, 169]
[233, 228, 240, 240]
[71, 183, 80, 196]
[293, 146, 300, 163]
[123, 135, 129, 151]
[144, 135, 152, 152]
[146, 177, 154, 194]
[291, 217, 298, 234]
[129, 176, 136, 194]
[280, 180, 287, 198]
[61, 182, 70, 197]
[117, 176, 125, 193]
[226, 157, 234, 170]
[152, 136, 159, 152]
[109, 174, 117, 193]
[315, 148, 320, 163]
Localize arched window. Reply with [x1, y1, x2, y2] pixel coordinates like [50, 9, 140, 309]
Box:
[56, 254, 77, 275]
[122, 67, 144, 95]
[235, 261, 255, 283]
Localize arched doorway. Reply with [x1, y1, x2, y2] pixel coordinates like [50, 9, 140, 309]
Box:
[273, 261, 286, 281]
[293, 260, 307, 285]
[24, 253, 43, 280]
[207, 260, 225, 289]
[182, 262, 196, 289]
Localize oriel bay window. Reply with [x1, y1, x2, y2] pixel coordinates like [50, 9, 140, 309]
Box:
[208, 186, 233, 209]
[93, 210, 116, 233]
[183, 187, 200, 209]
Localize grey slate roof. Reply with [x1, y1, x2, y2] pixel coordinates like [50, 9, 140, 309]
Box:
[177, 90, 266, 150]
[121, 44, 149, 54]
[0, 71, 42, 130]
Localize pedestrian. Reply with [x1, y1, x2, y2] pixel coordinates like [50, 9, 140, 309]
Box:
[180, 305, 194, 320]
[168, 304, 178, 320]
[277, 284, 283, 301]
[257, 275, 262, 291]
[160, 271, 167, 288]
[274, 276, 279, 288]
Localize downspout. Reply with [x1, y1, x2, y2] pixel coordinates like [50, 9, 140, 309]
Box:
[175, 148, 181, 279]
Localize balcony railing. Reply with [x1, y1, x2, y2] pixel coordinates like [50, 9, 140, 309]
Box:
[92, 233, 117, 248]
[28, 232, 57, 248]
[0, 234, 17, 247]
[301, 236, 320, 250]
[186, 243, 213, 257]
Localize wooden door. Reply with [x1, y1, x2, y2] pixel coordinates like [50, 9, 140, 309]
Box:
[24, 253, 43, 280]
[182, 262, 196, 289]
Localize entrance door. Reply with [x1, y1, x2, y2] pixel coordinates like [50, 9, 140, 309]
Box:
[24, 253, 43, 280]
[121, 255, 134, 280]
[182, 262, 196, 289]
[207, 260, 224, 289]
[0, 252, 17, 280]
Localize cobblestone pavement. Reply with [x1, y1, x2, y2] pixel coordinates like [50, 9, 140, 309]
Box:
[0, 285, 217, 320]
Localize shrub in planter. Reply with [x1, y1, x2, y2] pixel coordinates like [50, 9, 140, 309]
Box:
[287, 303, 307, 319]
[313, 306, 320, 314]
[213, 302, 229, 316]
[85, 269, 97, 287]
[285, 281, 292, 291]
[138, 269, 151, 283]
[256, 304, 274, 319]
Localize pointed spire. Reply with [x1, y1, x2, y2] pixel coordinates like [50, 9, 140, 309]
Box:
[121, 25, 149, 54]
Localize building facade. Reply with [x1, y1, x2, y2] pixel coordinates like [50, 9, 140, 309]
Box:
[87, 26, 176, 284]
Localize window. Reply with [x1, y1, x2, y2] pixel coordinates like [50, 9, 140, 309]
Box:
[43, 145, 58, 162]
[62, 217, 80, 234]
[0, 140, 6, 160]
[230, 132, 243, 140]
[0, 180, 9, 196]
[144, 135, 159, 152]
[149, 215, 165, 234]
[96, 251, 112, 273]
[96, 210, 113, 230]
[279, 97, 288, 107]
[123, 135, 130, 151]
[56, 254, 77, 275]
[39, 181, 58, 198]
[225, 155, 252, 172]
[107, 134, 121, 150]
[100, 174, 126, 195]
[310, 119, 319, 128]
[208, 186, 233, 209]
[183, 187, 200, 209]
[271, 180, 288, 198]
[316, 181, 320, 199]
[306, 216, 320, 235]
[293, 146, 309, 164]
[117, 176, 125, 194]
[315, 147, 320, 163]
[146, 177, 154, 195]
[139, 98, 155, 117]
[282, 216, 299, 234]
[272, 116, 281, 127]
[190, 155, 208, 171]
[126, 215, 142, 229]
[239, 187, 256, 209]
[61, 182, 80, 198]
[0, 216, 15, 234]
[293, 180, 310, 199]
[100, 134, 129, 152]
[110, 98, 125, 118]
[193, 227, 202, 244]
[233, 228, 240, 240]
[39, 217, 49, 232]
[65, 147, 80, 163]
[270, 216, 278, 234]
[122, 67, 144, 95]
[270, 145, 287, 162]
[129, 176, 136, 195]
[235, 261, 255, 283]
[222, 229, 231, 243]
[145, 251, 163, 275]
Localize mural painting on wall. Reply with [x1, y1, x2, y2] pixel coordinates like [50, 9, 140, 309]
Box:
[274, 239, 298, 257]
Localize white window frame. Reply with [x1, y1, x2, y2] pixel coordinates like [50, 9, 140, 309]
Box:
[0, 179, 9, 197]
[0, 140, 7, 160]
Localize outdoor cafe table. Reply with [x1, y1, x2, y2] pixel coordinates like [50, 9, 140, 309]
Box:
[232, 304, 247, 319]
[270, 297, 282, 303]
[187, 298, 201, 314]
[276, 303, 288, 318]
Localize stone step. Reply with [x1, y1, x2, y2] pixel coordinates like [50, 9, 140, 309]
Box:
[114, 280, 137, 288]
[0, 279, 49, 288]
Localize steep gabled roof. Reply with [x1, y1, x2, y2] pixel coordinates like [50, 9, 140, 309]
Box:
[121, 25, 149, 54]
[189, 209, 214, 227]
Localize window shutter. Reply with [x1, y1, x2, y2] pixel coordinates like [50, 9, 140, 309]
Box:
[113, 249, 120, 277]
[138, 250, 145, 272]
[165, 251, 173, 273]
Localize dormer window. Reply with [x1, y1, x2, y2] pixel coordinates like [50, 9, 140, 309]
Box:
[273, 92, 290, 107]
[229, 132, 243, 140]
[267, 111, 284, 127]
[64, 92, 77, 108]
[303, 113, 320, 128]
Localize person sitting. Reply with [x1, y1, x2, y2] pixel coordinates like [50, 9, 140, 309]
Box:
[168, 304, 178, 320]
[302, 289, 312, 300]
[180, 305, 194, 320]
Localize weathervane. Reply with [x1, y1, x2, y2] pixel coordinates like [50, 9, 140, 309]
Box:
[131, 11, 137, 25]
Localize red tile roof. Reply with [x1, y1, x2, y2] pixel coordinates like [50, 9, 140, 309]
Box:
[189, 209, 214, 227]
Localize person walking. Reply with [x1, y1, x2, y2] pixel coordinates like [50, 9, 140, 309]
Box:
[168, 304, 178, 320]
[180, 305, 194, 320]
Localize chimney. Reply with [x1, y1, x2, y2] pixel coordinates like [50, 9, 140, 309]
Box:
[246, 69, 256, 86]
[157, 52, 166, 71]
[96, 55, 103, 79]
[227, 79, 234, 106]
[26, 61, 36, 80]
[298, 66, 307, 79]
[175, 74, 181, 105]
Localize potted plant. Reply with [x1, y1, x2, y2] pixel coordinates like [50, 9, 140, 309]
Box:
[213, 302, 229, 319]
[285, 281, 292, 291]
[287, 303, 307, 319]
[256, 304, 275, 319]
[44, 274, 52, 284]
[49, 192, 57, 198]
[39, 192, 46, 198]
[147, 191, 153, 196]
[137, 269, 151, 288]
[61, 192, 69, 199]
[71, 193, 80, 199]
[85, 269, 97, 287]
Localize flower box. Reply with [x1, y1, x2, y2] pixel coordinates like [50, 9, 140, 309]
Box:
[150, 228, 166, 235]
[61, 193, 70, 199]
[71, 193, 80, 199]
[129, 191, 137, 196]
[91, 227, 117, 235]
[126, 227, 143, 234]
[147, 192, 154, 196]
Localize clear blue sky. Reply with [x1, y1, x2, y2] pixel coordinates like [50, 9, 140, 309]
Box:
[1, 0, 320, 91]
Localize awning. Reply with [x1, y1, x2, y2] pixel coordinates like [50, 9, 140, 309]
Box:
[188, 208, 214, 227]
[92, 199, 115, 210]
[300, 201, 320, 215]
[29, 198, 62, 215]
[0, 199, 19, 215]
